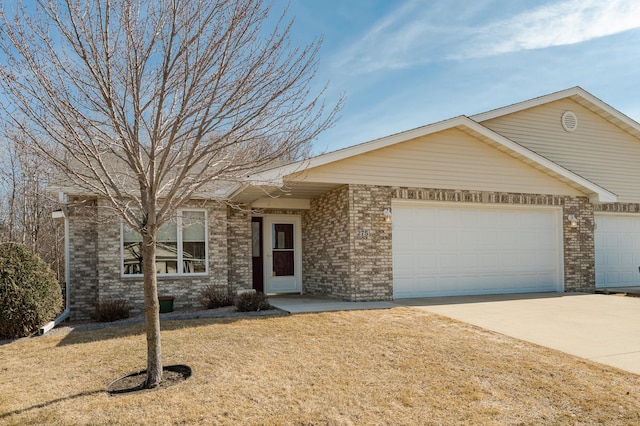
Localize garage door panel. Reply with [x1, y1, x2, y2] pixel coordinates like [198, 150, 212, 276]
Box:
[617, 235, 633, 250]
[394, 229, 415, 249]
[522, 254, 542, 268]
[393, 203, 562, 298]
[418, 229, 437, 246]
[459, 253, 479, 269]
[458, 231, 479, 247]
[477, 230, 499, 248]
[438, 209, 459, 227]
[620, 253, 634, 265]
[438, 254, 458, 269]
[476, 252, 497, 267]
[496, 210, 515, 226]
[621, 272, 636, 284]
[498, 234, 519, 250]
[437, 229, 462, 250]
[595, 214, 640, 288]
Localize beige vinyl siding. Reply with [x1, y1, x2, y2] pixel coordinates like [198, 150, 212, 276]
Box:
[291, 128, 583, 196]
[481, 98, 640, 203]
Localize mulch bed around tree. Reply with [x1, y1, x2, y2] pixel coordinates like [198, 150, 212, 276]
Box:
[106, 364, 192, 395]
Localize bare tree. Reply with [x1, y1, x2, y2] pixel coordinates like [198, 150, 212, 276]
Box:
[0, 0, 340, 388]
[0, 134, 65, 282]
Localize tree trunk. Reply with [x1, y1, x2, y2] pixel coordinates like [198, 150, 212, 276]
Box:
[142, 231, 163, 388]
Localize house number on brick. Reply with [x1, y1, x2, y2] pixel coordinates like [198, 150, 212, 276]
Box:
[356, 229, 370, 238]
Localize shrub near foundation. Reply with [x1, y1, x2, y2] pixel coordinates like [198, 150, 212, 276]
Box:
[198, 285, 233, 309]
[93, 299, 131, 322]
[0, 242, 63, 339]
[235, 291, 272, 312]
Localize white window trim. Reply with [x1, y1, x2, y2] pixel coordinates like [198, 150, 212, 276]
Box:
[120, 209, 208, 278]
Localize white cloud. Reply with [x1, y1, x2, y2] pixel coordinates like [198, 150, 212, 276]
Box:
[331, 0, 471, 73]
[332, 0, 640, 74]
[467, 0, 640, 57]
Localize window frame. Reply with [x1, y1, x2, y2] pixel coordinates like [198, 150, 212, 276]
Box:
[120, 209, 208, 278]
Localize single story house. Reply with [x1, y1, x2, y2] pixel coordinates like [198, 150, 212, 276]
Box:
[53, 87, 640, 321]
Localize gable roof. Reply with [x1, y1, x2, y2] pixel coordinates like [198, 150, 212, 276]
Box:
[248, 113, 617, 203]
[471, 86, 640, 140]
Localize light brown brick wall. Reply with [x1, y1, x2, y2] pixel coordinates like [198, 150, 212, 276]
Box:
[348, 185, 393, 300]
[227, 205, 252, 295]
[67, 199, 99, 321]
[67, 185, 600, 319]
[563, 197, 595, 292]
[301, 185, 393, 301]
[68, 199, 231, 318]
[594, 203, 640, 213]
[302, 186, 351, 298]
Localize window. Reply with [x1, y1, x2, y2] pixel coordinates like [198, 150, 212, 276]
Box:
[122, 210, 207, 276]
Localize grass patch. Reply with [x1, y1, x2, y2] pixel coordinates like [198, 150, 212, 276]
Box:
[1, 308, 640, 425]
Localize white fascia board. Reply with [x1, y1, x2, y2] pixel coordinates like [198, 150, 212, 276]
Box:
[249, 116, 471, 183]
[213, 182, 244, 198]
[221, 183, 254, 201]
[471, 87, 584, 121]
[463, 119, 617, 202]
[571, 90, 640, 137]
[471, 87, 640, 137]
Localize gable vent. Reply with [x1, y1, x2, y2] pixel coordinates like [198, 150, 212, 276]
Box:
[561, 110, 578, 132]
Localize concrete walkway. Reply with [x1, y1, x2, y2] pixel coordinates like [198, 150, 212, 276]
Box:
[270, 295, 396, 314]
[395, 292, 640, 376]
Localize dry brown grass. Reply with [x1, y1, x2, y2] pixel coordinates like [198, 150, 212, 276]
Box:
[1, 307, 639, 425]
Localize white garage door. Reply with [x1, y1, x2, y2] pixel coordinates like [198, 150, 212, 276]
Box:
[595, 214, 640, 288]
[392, 202, 562, 298]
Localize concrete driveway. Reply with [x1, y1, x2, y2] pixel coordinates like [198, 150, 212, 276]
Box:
[395, 292, 640, 376]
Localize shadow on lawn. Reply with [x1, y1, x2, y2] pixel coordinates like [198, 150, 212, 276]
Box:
[55, 309, 286, 347]
[0, 389, 104, 420]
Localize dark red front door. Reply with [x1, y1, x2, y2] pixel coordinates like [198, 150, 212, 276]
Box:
[251, 217, 264, 292]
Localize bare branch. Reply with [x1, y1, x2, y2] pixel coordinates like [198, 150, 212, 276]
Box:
[0, 0, 341, 388]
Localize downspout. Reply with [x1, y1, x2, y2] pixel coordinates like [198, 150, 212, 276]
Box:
[39, 192, 70, 335]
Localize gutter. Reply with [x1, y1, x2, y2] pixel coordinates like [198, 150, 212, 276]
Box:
[39, 192, 71, 335]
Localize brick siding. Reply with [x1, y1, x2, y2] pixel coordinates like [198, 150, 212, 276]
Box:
[302, 186, 351, 298]
[67, 198, 98, 321]
[348, 185, 393, 300]
[66, 185, 600, 319]
[227, 205, 252, 295]
[67, 199, 231, 319]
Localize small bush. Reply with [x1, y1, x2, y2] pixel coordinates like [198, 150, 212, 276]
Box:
[235, 291, 272, 312]
[198, 285, 233, 309]
[0, 242, 63, 339]
[93, 299, 130, 322]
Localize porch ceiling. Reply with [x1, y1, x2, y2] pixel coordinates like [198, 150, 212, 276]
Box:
[231, 181, 343, 203]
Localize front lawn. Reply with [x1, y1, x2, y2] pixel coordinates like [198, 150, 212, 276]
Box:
[1, 308, 639, 425]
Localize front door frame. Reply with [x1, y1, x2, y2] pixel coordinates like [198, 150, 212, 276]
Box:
[263, 214, 302, 294]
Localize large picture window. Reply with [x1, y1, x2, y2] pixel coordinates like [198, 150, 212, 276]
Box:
[122, 210, 207, 276]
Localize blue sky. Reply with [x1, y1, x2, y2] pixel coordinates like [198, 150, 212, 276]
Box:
[278, 0, 640, 154]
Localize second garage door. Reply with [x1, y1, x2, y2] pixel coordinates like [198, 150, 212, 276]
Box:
[392, 202, 563, 298]
[595, 214, 640, 288]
